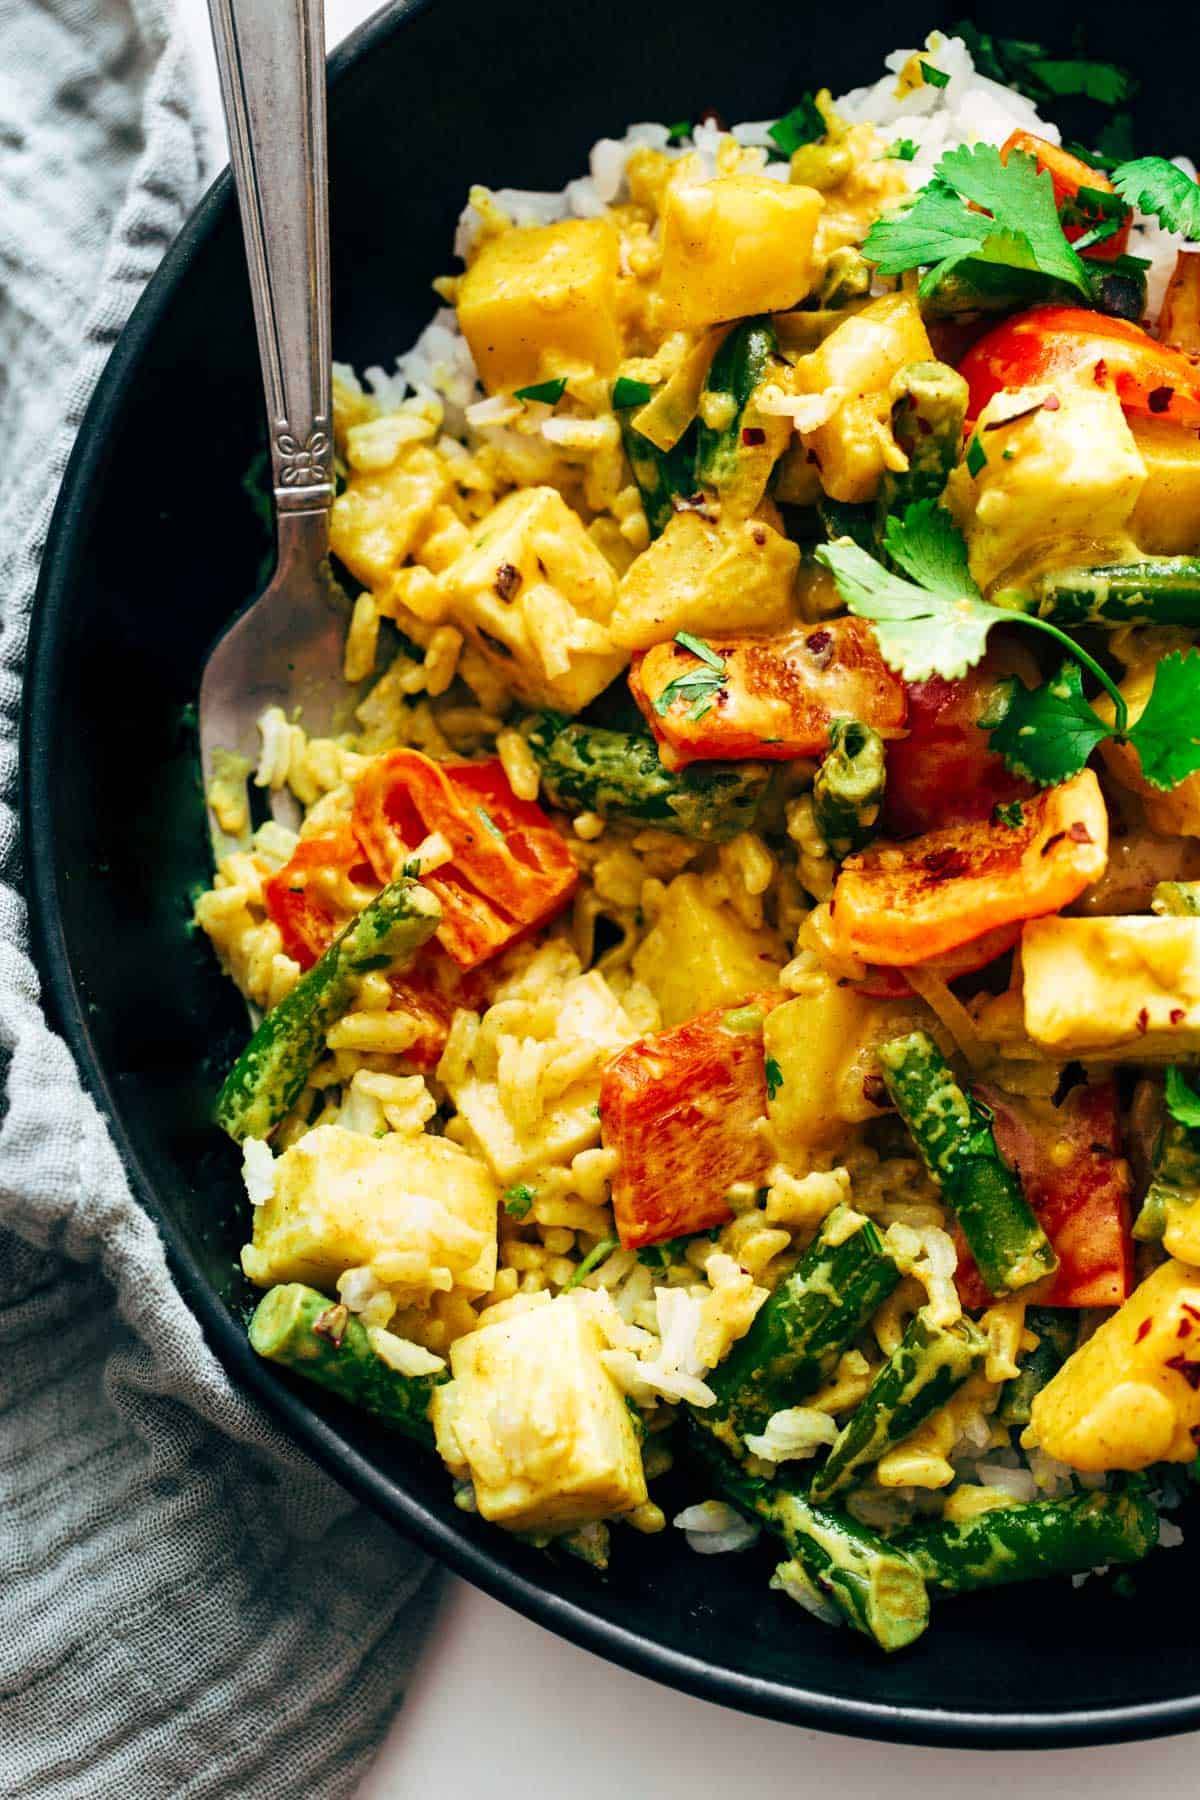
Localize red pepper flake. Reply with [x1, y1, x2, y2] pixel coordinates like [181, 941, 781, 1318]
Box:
[1149, 385, 1175, 414]
[1192, 1423, 1200, 1446]
[1136, 1318, 1153, 1342]
[697, 106, 727, 130]
[917, 416, 933, 437]
[742, 427, 766, 447]
[493, 562, 522, 601]
[1179, 1318, 1194, 1338]
[1136, 1007, 1150, 1035]
[1171, 1008, 1186, 1024]
[752, 526, 767, 546]
[1040, 831, 1066, 858]
[805, 629, 834, 668]
[313, 1303, 349, 1348]
[1165, 1351, 1200, 1390]
[1042, 393, 1061, 411]
[1183, 1303, 1200, 1321]
[1067, 821, 1093, 844]
[922, 846, 970, 880]
[1094, 358, 1108, 385]
[862, 1073, 888, 1108]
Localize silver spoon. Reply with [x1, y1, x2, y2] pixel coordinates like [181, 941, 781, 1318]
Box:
[200, 0, 344, 853]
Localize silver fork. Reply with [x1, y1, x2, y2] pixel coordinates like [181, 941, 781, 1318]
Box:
[200, 0, 345, 852]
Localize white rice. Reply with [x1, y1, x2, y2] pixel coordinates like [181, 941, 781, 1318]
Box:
[673, 1500, 761, 1555]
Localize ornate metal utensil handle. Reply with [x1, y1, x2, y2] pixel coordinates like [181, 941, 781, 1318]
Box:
[208, 0, 333, 520]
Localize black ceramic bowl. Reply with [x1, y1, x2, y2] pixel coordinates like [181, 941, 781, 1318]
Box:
[23, 0, 1200, 1747]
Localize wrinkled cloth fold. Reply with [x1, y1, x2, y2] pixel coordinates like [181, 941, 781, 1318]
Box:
[0, 3, 438, 1794]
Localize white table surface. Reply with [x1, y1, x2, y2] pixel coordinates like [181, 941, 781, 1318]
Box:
[176, 3, 1199, 1790]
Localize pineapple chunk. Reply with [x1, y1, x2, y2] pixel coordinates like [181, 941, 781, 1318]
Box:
[241, 1124, 497, 1304]
[609, 512, 798, 651]
[762, 983, 927, 1152]
[456, 217, 623, 394]
[632, 874, 785, 1026]
[1022, 915, 1200, 1058]
[1026, 1258, 1200, 1470]
[330, 445, 451, 591]
[791, 294, 933, 503]
[436, 486, 626, 710]
[432, 1293, 647, 1530]
[945, 380, 1146, 590]
[658, 173, 823, 329]
[1130, 417, 1200, 554]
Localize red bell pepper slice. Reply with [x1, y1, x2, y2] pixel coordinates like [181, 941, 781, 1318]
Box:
[882, 649, 1035, 840]
[601, 993, 784, 1249]
[960, 305, 1200, 428]
[955, 1080, 1134, 1310]
[263, 830, 378, 969]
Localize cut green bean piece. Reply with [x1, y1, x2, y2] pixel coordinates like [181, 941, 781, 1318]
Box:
[879, 360, 970, 519]
[877, 1032, 1058, 1298]
[899, 1481, 1158, 1594]
[215, 874, 441, 1143]
[1134, 1106, 1200, 1245]
[694, 318, 776, 489]
[695, 1431, 929, 1650]
[618, 415, 697, 537]
[997, 1306, 1077, 1429]
[249, 1283, 447, 1447]
[1152, 880, 1200, 917]
[1030, 559, 1200, 627]
[810, 1310, 986, 1503]
[704, 1206, 900, 1451]
[522, 714, 772, 841]
[812, 718, 887, 858]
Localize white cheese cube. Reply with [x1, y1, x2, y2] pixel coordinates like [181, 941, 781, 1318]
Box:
[1022, 915, 1200, 1057]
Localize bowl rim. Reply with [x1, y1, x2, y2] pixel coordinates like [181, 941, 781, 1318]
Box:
[20, 0, 1200, 1750]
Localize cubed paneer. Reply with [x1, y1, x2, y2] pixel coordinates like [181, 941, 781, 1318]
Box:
[1130, 417, 1200, 554]
[945, 380, 1146, 591]
[457, 218, 623, 394]
[601, 994, 782, 1248]
[1022, 915, 1200, 1057]
[658, 173, 823, 329]
[443, 969, 639, 1184]
[242, 1124, 497, 1303]
[609, 512, 798, 651]
[763, 983, 919, 1152]
[791, 294, 933, 503]
[432, 1293, 647, 1531]
[1100, 663, 1200, 837]
[329, 445, 451, 591]
[436, 486, 627, 710]
[1026, 1258, 1200, 1470]
[632, 874, 785, 1026]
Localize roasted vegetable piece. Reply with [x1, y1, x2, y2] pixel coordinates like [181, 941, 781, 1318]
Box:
[1000, 131, 1131, 262]
[954, 1081, 1133, 1310]
[828, 769, 1108, 966]
[878, 360, 970, 521]
[812, 719, 887, 858]
[881, 649, 1036, 837]
[263, 827, 379, 967]
[216, 875, 441, 1143]
[1023, 559, 1200, 627]
[455, 217, 622, 392]
[704, 1207, 900, 1449]
[899, 1482, 1158, 1593]
[1028, 1258, 1200, 1470]
[997, 1306, 1078, 1429]
[629, 619, 907, 771]
[695, 1431, 929, 1651]
[694, 316, 788, 517]
[609, 512, 799, 649]
[851, 924, 1021, 1001]
[631, 874, 785, 1026]
[810, 1311, 986, 1503]
[878, 1033, 1058, 1299]
[522, 713, 772, 841]
[960, 305, 1200, 428]
[249, 1282, 447, 1447]
[617, 412, 699, 538]
[351, 751, 577, 970]
[658, 173, 823, 329]
[600, 993, 784, 1249]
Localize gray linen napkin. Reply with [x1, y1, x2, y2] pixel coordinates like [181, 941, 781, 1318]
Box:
[0, 2, 440, 1793]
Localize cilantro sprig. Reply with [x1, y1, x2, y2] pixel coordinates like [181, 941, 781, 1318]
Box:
[863, 142, 1092, 302]
[652, 631, 727, 722]
[817, 502, 1200, 792]
[1111, 157, 1200, 241]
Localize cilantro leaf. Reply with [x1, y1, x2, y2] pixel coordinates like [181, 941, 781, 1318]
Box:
[1166, 1067, 1200, 1131]
[993, 800, 1025, 828]
[514, 377, 567, 404]
[1025, 57, 1134, 104]
[864, 179, 993, 285]
[503, 1183, 536, 1219]
[1112, 157, 1200, 241]
[919, 60, 950, 89]
[888, 139, 918, 163]
[767, 95, 824, 158]
[939, 143, 1091, 294]
[816, 533, 996, 684]
[612, 376, 653, 409]
[987, 662, 1114, 785]
[882, 499, 980, 600]
[1125, 650, 1200, 790]
[652, 632, 728, 721]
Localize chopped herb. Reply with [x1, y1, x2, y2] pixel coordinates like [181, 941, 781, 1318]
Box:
[1001, 448, 1016, 461]
[919, 60, 950, 89]
[1166, 1068, 1200, 1131]
[987, 654, 1200, 791]
[888, 138, 919, 162]
[965, 434, 988, 477]
[564, 1234, 620, 1290]
[476, 805, 505, 839]
[1112, 157, 1200, 241]
[1060, 183, 1132, 251]
[591, 1101, 601, 1119]
[503, 1183, 536, 1219]
[612, 375, 654, 409]
[767, 94, 825, 158]
[666, 120, 692, 143]
[993, 800, 1025, 829]
[636, 1226, 721, 1268]
[652, 632, 728, 722]
[764, 1054, 784, 1100]
[514, 377, 567, 405]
